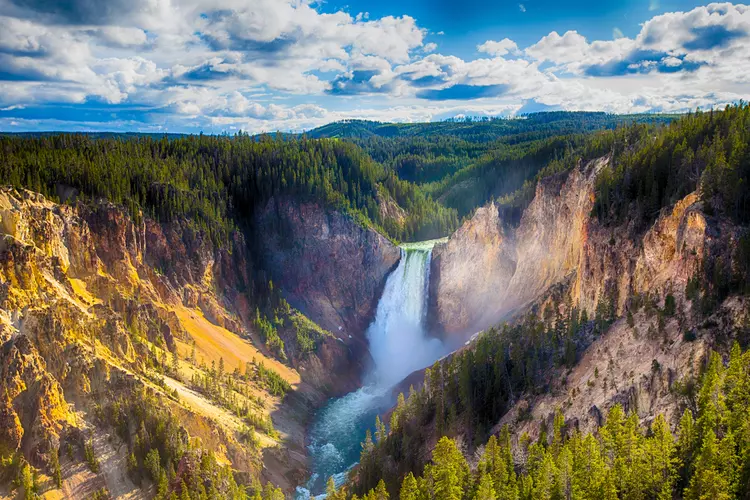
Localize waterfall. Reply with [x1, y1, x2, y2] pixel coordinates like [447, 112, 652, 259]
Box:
[298, 239, 446, 498]
[366, 240, 444, 387]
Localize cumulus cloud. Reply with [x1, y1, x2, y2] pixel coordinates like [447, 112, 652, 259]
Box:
[477, 38, 519, 56]
[163, 88, 327, 121]
[526, 3, 750, 78]
[0, 0, 748, 132]
[94, 26, 148, 48]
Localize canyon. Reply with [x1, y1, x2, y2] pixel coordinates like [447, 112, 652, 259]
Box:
[0, 151, 747, 499]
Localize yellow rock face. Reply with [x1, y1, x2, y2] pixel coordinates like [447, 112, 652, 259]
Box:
[0, 187, 309, 492]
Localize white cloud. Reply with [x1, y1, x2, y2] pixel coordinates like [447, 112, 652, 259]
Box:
[477, 38, 519, 56]
[0, 1, 748, 130]
[525, 3, 750, 84]
[519, 4, 526, 13]
[95, 26, 148, 48]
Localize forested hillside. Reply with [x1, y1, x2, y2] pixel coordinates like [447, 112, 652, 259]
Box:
[485, 104, 750, 231]
[304, 113, 675, 142]
[344, 104, 750, 500]
[336, 344, 750, 500]
[593, 104, 750, 227]
[0, 134, 457, 242]
[305, 113, 676, 219]
[0, 111, 685, 243]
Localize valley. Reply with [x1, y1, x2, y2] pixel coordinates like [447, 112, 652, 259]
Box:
[0, 106, 748, 499]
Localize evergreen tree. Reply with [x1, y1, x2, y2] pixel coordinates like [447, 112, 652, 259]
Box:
[375, 479, 390, 500]
[428, 437, 469, 500]
[473, 472, 496, 500]
[400, 473, 421, 500]
[685, 431, 731, 500]
[644, 414, 678, 499]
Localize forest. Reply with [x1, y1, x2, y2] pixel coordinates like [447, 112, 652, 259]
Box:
[0, 111, 678, 248]
[0, 133, 457, 244]
[1, 106, 747, 246]
[592, 104, 750, 227]
[345, 339, 750, 500]
[306, 112, 675, 219]
[302, 112, 675, 142]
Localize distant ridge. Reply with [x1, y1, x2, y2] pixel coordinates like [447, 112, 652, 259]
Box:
[299, 111, 678, 142]
[2, 111, 678, 143]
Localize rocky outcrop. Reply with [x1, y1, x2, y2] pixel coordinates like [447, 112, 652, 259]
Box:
[0, 333, 72, 466]
[427, 203, 516, 336]
[573, 192, 717, 316]
[497, 294, 748, 442]
[254, 197, 400, 341]
[430, 157, 608, 337]
[429, 154, 736, 342]
[0, 187, 404, 494]
[427, 155, 747, 446]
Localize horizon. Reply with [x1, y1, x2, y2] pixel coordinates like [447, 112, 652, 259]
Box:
[0, 108, 688, 137]
[1, 0, 748, 134]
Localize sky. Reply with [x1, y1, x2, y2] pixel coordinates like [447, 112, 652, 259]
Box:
[0, 0, 748, 133]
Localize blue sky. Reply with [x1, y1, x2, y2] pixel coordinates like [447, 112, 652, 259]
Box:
[0, 0, 748, 133]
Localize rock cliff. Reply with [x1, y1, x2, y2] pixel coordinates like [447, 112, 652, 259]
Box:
[0, 187, 398, 495]
[430, 157, 608, 337]
[254, 197, 400, 342]
[427, 155, 747, 445]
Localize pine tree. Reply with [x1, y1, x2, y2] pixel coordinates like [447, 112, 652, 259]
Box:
[644, 414, 678, 499]
[724, 342, 750, 433]
[554, 446, 574, 500]
[473, 472, 496, 500]
[677, 409, 698, 488]
[571, 432, 606, 499]
[180, 480, 192, 500]
[326, 477, 337, 497]
[602, 469, 618, 500]
[429, 437, 468, 500]
[327, 477, 343, 500]
[51, 450, 62, 489]
[400, 472, 421, 500]
[481, 433, 518, 499]
[375, 415, 387, 443]
[391, 392, 406, 431]
[685, 430, 731, 500]
[530, 450, 559, 500]
[373, 479, 389, 500]
[551, 409, 565, 458]
[20, 461, 35, 500]
[362, 429, 375, 456]
[696, 352, 727, 440]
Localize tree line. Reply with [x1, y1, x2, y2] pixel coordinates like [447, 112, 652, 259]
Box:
[0, 133, 458, 244]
